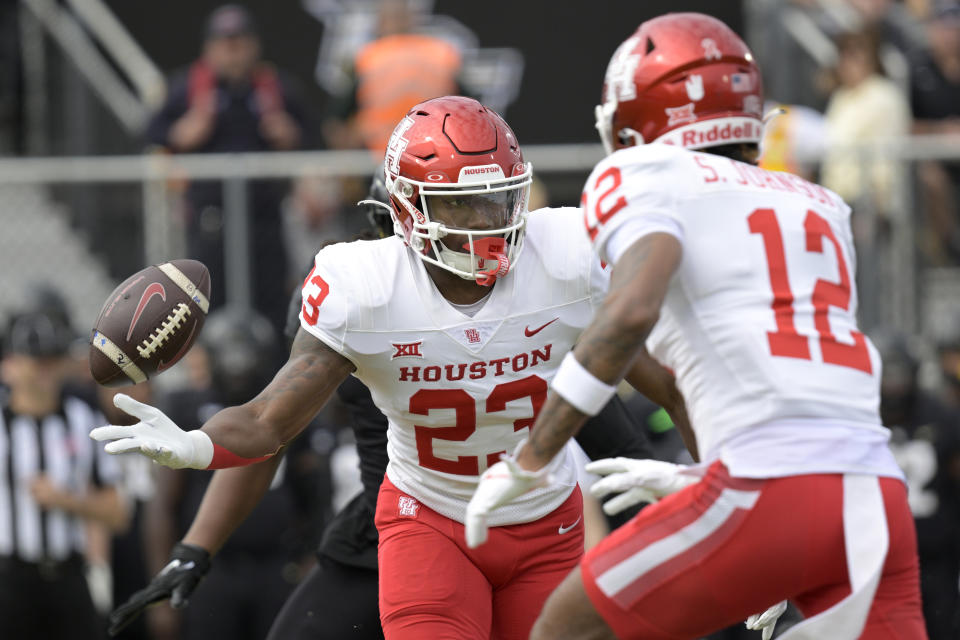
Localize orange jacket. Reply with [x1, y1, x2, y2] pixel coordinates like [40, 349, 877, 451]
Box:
[353, 34, 461, 154]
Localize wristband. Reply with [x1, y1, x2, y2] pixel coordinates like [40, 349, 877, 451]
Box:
[208, 443, 272, 469]
[550, 352, 618, 416]
[186, 430, 272, 469]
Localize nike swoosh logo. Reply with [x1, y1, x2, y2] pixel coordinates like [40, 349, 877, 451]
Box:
[126, 282, 167, 341]
[525, 317, 559, 337]
[558, 515, 581, 535]
[160, 558, 195, 576]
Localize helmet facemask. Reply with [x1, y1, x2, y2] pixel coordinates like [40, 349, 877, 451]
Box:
[386, 164, 531, 286]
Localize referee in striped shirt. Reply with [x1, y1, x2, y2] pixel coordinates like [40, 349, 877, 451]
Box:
[0, 308, 129, 639]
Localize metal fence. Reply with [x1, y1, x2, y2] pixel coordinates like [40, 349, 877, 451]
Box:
[0, 139, 957, 345]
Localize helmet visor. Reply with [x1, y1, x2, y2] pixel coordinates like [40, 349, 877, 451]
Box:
[423, 190, 523, 233]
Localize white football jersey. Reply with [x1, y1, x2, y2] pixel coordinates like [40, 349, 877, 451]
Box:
[300, 207, 609, 525]
[583, 144, 901, 479]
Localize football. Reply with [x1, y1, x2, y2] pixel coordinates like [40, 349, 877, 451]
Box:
[89, 259, 211, 387]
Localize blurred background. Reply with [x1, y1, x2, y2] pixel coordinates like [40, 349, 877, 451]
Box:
[0, 0, 959, 638]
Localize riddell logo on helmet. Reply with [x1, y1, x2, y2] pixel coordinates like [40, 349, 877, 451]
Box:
[682, 122, 759, 146]
[659, 118, 762, 148]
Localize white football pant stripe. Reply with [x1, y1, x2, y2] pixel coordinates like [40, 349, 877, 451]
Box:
[596, 488, 760, 598]
[780, 474, 888, 639]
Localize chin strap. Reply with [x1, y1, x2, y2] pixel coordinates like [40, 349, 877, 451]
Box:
[467, 237, 511, 286]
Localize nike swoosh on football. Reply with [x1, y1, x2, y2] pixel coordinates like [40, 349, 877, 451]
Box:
[525, 317, 559, 337]
[558, 515, 581, 535]
[126, 282, 167, 341]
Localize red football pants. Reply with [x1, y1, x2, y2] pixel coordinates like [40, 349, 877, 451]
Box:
[582, 462, 926, 640]
[375, 476, 584, 640]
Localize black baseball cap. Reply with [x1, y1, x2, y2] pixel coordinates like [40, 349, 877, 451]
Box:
[205, 4, 257, 39]
[4, 311, 74, 358]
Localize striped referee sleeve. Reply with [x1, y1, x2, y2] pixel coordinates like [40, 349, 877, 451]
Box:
[0, 396, 124, 562]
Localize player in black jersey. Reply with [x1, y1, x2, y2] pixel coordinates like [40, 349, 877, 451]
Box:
[106, 180, 658, 639]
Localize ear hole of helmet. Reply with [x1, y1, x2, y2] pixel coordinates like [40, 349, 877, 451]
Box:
[617, 127, 644, 148]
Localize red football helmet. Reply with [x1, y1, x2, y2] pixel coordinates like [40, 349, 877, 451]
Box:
[595, 13, 764, 154]
[383, 96, 532, 286]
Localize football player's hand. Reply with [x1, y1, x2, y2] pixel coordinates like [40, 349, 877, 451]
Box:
[465, 450, 550, 549]
[90, 394, 213, 469]
[745, 600, 788, 640]
[585, 458, 698, 515]
[108, 542, 211, 637]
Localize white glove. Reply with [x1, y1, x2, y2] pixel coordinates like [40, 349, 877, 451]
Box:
[585, 458, 698, 515]
[465, 449, 550, 549]
[89, 394, 213, 470]
[745, 600, 788, 640]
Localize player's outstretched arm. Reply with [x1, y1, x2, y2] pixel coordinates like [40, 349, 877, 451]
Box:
[91, 329, 355, 469]
[199, 328, 355, 459]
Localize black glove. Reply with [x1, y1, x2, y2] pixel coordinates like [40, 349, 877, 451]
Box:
[108, 542, 211, 637]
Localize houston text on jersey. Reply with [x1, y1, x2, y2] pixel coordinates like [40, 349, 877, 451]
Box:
[398, 344, 552, 382]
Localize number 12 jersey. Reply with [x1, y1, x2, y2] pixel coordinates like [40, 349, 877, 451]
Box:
[583, 144, 902, 480]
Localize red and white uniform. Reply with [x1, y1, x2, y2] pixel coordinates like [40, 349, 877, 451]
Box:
[586, 143, 901, 480]
[301, 206, 606, 638]
[579, 144, 922, 639]
[301, 206, 606, 523]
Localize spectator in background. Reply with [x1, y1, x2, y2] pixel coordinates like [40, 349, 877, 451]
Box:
[121, 309, 326, 640]
[911, 2, 960, 264]
[0, 308, 129, 640]
[847, 0, 928, 67]
[820, 28, 912, 220]
[877, 334, 960, 639]
[912, 2, 960, 124]
[146, 4, 308, 332]
[322, 0, 463, 153]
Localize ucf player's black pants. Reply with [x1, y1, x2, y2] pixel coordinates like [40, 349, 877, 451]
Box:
[266, 554, 383, 640]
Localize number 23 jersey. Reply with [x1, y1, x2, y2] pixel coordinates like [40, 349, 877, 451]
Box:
[300, 207, 609, 525]
[583, 144, 901, 479]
